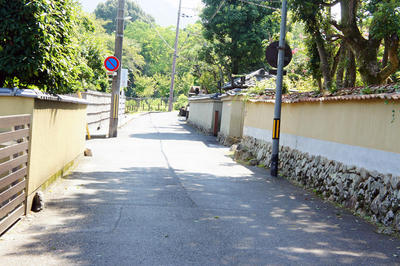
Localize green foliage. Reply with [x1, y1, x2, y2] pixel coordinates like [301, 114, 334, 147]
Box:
[200, 0, 280, 75]
[125, 21, 174, 76]
[199, 71, 217, 93]
[289, 0, 400, 87]
[247, 79, 270, 95]
[94, 0, 154, 33]
[368, 0, 400, 40]
[153, 73, 171, 97]
[287, 76, 318, 92]
[74, 13, 109, 92]
[173, 94, 188, 110]
[124, 21, 205, 98]
[0, 0, 82, 93]
[248, 77, 291, 96]
[134, 75, 156, 97]
[126, 98, 169, 112]
[176, 23, 209, 93]
[175, 72, 195, 96]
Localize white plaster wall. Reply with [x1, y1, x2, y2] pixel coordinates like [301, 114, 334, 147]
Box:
[244, 126, 400, 176]
[188, 101, 215, 131]
[79, 90, 126, 136]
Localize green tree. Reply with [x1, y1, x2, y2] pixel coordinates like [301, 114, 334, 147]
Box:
[200, 0, 280, 76]
[0, 0, 81, 93]
[134, 75, 156, 97]
[124, 21, 206, 98]
[290, 0, 400, 87]
[176, 23, 209, 93]
[125, 21, 175, 76]
[74, 13, 109, 91]
[94, 0, 154, 34]
[153, 73, 171, 97]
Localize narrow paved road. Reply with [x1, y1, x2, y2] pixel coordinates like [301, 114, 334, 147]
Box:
[1, 112, 399, 265]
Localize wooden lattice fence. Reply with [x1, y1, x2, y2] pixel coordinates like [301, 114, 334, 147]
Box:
[0, 114, 30, 235]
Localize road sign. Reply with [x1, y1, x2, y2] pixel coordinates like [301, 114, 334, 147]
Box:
[120, 68, 128, 89]
[265, 41, 292, 68]
[104, 56, 120, 72]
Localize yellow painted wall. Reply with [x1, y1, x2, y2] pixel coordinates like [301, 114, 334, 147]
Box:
[244, 99, 400, 153]
[245, 101, 274, 131]
[28, 100, 86, 196]
[1, 96, 87, 212]
[0, 97, 34, 116]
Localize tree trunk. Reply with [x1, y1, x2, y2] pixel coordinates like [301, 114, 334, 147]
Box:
[339, 0, 399, 85]
[0, 72, 5, 87]
[315, 39, 332, 90]
[317, 78, 323, 91]
[232, 60, 239, 76]
[382, 37, 389, 68]
[344, 48, 356, 87]
[218, 65, 224, 93]
[335, 42, 346, 89]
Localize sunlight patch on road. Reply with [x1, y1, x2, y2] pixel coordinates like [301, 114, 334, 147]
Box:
[277, 246, 388, 259]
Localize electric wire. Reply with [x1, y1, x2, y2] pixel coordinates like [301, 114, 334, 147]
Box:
[238, 0, 280, 11]
[207, 0, 226, 24]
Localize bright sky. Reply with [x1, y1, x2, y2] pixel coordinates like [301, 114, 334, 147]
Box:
[78, 0, 203, 27]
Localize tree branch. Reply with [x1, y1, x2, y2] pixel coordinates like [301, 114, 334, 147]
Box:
[331, 42, 344, 78]
[322, 1, 340, 8]
[330, 20, 344, 31]
[326, 34, 345, 42]
[378, 34, 399, 82]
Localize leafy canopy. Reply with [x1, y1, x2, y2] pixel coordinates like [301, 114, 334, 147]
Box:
[0, 0, 83, 93]
[200, 0, 280, 75]
[95, 0, 154, 33]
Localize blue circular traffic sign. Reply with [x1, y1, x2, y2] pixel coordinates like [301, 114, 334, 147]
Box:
[104, 56, 120, 72]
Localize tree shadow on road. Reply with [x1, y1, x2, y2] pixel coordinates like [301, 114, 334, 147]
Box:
[2, 165, 399, 265]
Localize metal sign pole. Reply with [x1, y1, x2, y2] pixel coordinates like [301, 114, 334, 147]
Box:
[270, 0, 288, 177]
[109, 0, 125, 138]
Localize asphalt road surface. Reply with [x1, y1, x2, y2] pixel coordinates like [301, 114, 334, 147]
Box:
[1, 112, 399, 265]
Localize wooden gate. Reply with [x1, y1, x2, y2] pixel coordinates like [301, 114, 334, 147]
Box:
[0, 114, 31, 235]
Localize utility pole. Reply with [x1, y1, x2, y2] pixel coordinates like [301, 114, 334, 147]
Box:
[270, 0, 288, 177]
[109, 0, 125, 138]
[168, 0, 182, 112]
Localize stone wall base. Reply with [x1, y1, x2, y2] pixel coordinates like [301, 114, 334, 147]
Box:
[232, 136, 400, 233]
[216, 132, 241, 147]
[186, 121, 212, 135]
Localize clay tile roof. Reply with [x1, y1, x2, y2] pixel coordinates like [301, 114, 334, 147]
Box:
[249, 83, 400, 103]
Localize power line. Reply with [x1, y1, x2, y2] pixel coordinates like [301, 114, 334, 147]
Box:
[207, 0, 226, 24]
[205, 0, 280, 24]
[148, 21, 175, 51]
[182, 6, 199, 11]
[238, 0, 280, 11]
[132, 0, 174, 51]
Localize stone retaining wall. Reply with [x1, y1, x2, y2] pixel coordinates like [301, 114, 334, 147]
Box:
[187, 120, 212, 135]
[216, 132, 241, 147]
[233, 136, 400, 233]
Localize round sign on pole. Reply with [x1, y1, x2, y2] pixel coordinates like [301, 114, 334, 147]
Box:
[265, 41, 292, 68]
[104, 56, 120, 72]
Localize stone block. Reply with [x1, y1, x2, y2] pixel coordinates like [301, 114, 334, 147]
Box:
[390, 176, 400, 190]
